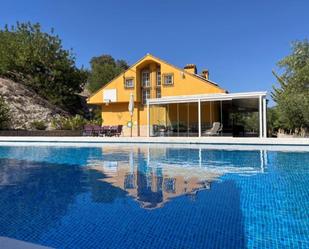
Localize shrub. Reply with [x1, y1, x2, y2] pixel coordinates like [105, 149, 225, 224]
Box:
[51, 115, 87, 130]
[51, 116, 71, 130]
[31, 120, 47, 130]
[0, 97, 10, 129]
[70, 115, 87, 130]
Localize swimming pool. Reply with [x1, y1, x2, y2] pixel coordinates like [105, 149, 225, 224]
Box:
[0, 144, 308, 249]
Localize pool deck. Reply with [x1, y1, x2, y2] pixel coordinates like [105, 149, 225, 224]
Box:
[0, 136, 308, 146]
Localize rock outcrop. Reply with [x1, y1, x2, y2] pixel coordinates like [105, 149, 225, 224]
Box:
[0, 78, 69, 130]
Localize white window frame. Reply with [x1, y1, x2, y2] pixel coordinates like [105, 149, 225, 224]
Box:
[163, 73, 174, 86]
[124, 78, 134, 88]
[156, 88, 161, 98]
[142, 70, 150, 87]
[156, 70, 161, 86]
[142, 88, 150, 105]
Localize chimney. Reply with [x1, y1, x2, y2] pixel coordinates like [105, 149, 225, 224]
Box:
[201, 69, 209, 80]
[184, 64, 197, 74]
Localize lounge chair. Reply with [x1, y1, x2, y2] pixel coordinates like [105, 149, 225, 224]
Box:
[203, 122, 222, 136]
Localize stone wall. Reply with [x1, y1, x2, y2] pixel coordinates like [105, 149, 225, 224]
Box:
[0, 78, 68, 130]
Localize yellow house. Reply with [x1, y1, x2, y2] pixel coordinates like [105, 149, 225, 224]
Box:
[87, 54, 267, 137]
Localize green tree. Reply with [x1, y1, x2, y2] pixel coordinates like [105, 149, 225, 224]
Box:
[231, 112, 259, 133]
[272, 40, 309, 134]
[0, 22, 88, 113]
[267, 107, 280, 136]
[87, 54, 129, 93]
[0, 97, 10, 129]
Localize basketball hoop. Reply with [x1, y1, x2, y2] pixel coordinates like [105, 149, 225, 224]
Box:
[104, 99, 111, 106]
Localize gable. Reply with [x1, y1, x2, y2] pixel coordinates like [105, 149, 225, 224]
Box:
[87, 54, 225, 105]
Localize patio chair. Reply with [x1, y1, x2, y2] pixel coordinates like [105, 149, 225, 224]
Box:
[102, 126, 111, 136]
[108, 126, 118, 137]
[114, 125, 123, 137]
[92, 125, 103, 136]
[83, 125, 93, 136]
[203, 122, 222, 136]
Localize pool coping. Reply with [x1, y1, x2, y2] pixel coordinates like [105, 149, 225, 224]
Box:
[0, 136, 308, 146]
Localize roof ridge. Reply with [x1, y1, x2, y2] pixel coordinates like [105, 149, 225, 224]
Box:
[144, 54, 223, 88]
[88, 53, 225, 100]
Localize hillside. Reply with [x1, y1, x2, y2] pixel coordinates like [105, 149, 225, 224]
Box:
[0, 78, 69, 130]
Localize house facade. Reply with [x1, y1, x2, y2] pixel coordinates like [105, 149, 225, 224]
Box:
[87, 54, 267, 137]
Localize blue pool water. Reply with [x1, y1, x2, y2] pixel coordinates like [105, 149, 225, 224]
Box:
[0, 144, 308, 249]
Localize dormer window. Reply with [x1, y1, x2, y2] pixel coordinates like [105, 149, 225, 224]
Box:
[142, 70, 150, 87]
[163, 73, 174, 86]
[124, 78, 134, 88]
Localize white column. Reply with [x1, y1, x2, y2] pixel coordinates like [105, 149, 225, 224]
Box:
[147, 101, 150, 137]
[198, 99, 201, 137]
[259, 96, 263, 138]
[263, 97, 267, 138]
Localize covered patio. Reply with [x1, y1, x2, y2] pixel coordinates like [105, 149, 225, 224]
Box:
[147, 92, 267, 138]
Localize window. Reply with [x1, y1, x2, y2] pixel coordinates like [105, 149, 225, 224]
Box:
[164, 178, 176, 193]
[124, 78, 134, 88]
[163, 73, 174, 85]
[142, 70, 150, 87]
[156, 88, 161, 98]
[156, 70, 161, 86]
[142, 88, 150, 105]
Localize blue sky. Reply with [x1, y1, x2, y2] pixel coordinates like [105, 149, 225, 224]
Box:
[1, 0, 309, 104]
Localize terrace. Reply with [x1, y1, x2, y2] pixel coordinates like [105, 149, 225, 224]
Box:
[147, 91, 268, 138]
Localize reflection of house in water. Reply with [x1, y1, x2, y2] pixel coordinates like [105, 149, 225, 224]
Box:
[90, 163, 216, 209]
[88, 146, 266, 209]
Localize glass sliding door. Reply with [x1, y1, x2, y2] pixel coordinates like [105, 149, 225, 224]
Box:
[201, 101, 221, 136]
[149, 97, 261, 137]
[220, 98, 260, 137]
[166, 103, 178, 136]
[221, 100, 233, 136]
[230, 98, 259, 137]
[188, 102, 199, 137]
[149, 102, 199, 137]
[149, 104, 168, 137]
[176, 102, 199, 137]
[178, 103, 188, 136]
